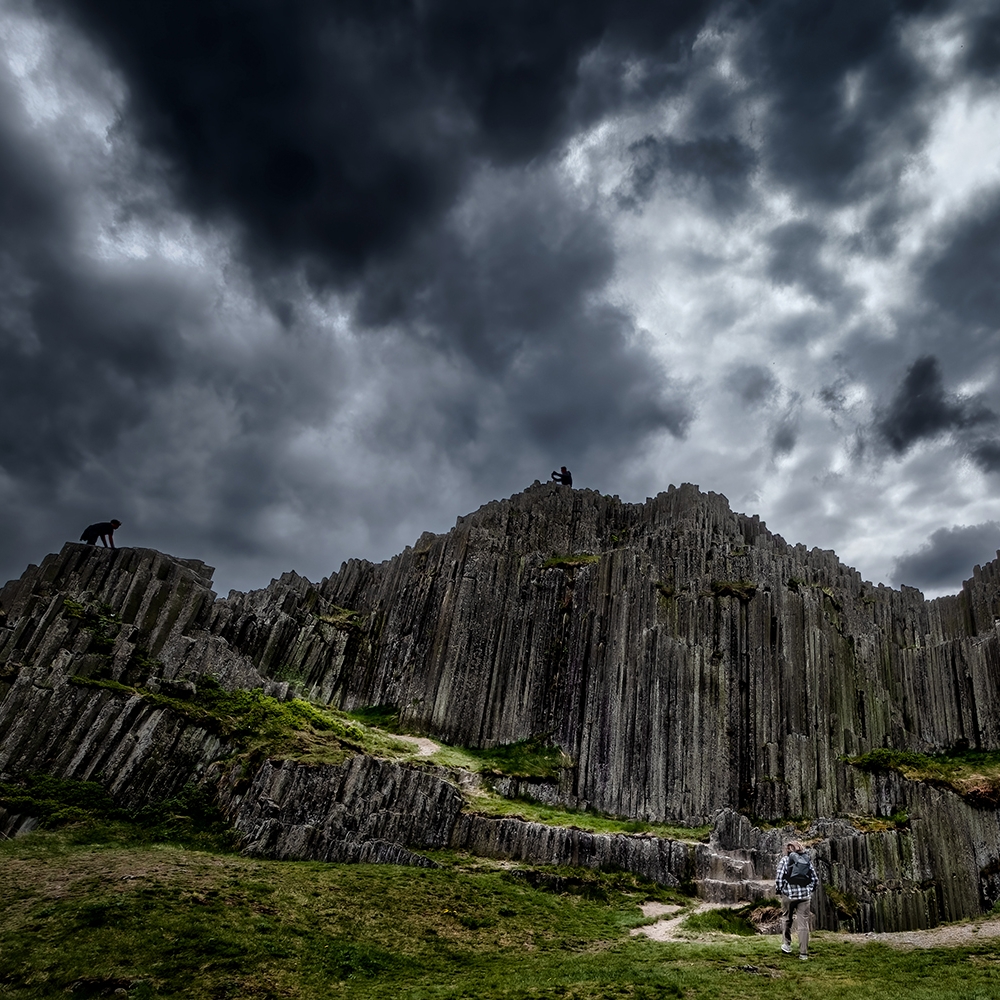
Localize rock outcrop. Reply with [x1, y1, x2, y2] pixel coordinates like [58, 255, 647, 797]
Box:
[211, 482, 1000, 819]
[3, 482, 1000, 932]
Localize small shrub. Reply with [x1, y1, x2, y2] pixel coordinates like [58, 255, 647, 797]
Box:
[63, 597, 122, 652]
[316, 606, 364, 630]
[0, 774, 119, 827]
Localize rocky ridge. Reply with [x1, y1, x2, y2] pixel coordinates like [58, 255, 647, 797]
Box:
[3, 481, 1000, 933]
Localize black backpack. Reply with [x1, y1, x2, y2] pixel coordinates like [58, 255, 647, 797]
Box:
[787, 851, 812, 886]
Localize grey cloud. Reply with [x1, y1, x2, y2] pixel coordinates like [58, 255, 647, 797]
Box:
[726, 365, 777, 408]
[735, 0, 944, 206]
[770, 420, 798, 457]
[618, 134, 757, 211]
[892, 521, 1000, 592]
[766, 220, 848, 304]
[923, 194, 1000, 332]
[818, 379, 848, 412]
[354, 173, 691, 460]
[970, 441, 1000, 474]
[47, 0, 714, 283]
[964, 7, 1000, 77]
[770, 394, 803, 458]
[874, 355, 995, 454]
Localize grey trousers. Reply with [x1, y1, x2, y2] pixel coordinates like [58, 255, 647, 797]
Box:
[781, 895, 811, 955]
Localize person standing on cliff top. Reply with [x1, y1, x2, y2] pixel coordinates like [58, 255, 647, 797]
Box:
[80, 519, 122, 548]
[551, 466, 572, 486]
[775, 840, 819, 960]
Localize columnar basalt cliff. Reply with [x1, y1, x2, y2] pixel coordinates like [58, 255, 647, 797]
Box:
[216, 481, 1000, 821]
[3, 481, 1000, 932]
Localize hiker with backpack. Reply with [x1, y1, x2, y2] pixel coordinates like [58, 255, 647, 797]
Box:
[775, 840, 819, 960]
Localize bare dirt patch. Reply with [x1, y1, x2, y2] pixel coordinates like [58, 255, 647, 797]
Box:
[394, 734, 440, 756]
[3, 847, 242, 910]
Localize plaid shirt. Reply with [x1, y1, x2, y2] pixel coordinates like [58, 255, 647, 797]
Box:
[775, 852, 818, 900]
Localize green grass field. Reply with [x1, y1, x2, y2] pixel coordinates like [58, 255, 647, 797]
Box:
[2, 824, 999, 1000]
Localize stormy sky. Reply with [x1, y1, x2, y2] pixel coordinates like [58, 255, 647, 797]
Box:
[2, 0, 1000, 599]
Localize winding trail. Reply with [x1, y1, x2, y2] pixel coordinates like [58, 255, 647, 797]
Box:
[631, 901, 1000, 949]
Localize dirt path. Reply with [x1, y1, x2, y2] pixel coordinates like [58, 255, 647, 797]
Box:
[630, 901, 738, 941]
[830, 918, 1000, 949]
[393, 734, 440, 756]
[631, 901, 1000, 949]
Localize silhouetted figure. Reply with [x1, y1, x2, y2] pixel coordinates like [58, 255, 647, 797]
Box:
[551, 466, 573, 487]
[80, 519, 122, 548]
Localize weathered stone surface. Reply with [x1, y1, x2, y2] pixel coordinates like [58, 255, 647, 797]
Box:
[451, 812, 699, 887]
[215, 755, 461, 865]
[212, 482, 1000, 824]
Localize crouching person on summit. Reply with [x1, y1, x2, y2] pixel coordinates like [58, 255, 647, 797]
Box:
[775, 840, 818, 960]
[80, 519, 122, 548]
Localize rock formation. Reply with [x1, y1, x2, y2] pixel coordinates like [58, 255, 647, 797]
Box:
[3, 481, 1000, 932]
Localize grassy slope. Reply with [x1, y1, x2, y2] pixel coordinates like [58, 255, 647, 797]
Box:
[2, 827, 999, 1000]
[60, 682, 706, 840]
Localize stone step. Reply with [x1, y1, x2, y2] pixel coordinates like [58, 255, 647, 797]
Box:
[695, 877, 775, 904]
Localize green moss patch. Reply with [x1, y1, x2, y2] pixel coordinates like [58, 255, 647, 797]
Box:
[67, 675, 415, 767]
[316, 605, 365, 630]
[847, 748, 1000, 804]
[0, 775, 234, 849]
[63, 597, 122, 652]
[428, 736, 569, 779]
[463, 793, 711, 842]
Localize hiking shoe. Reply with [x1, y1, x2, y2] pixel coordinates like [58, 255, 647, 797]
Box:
[799, 955, 808, 961]
[781, 944, 792, 954]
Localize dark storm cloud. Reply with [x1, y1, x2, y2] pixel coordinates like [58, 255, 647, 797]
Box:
[922, 194, 1000, 332]
[1, 0, 724, 592]
[0, 51, 346, 584]
[735, 0, 947, 205]
[892, 521, 1000, 592]
[354, 173, 690, 459]
[618, 134, 757, 211]
[971, 441, 1000, 474]
[873, 356, 995, 454]
[770, 419, 798, 457]
[5, 0, 995, 598]
[45, 0, 713, 281]
[964, 7, 1000, 77]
